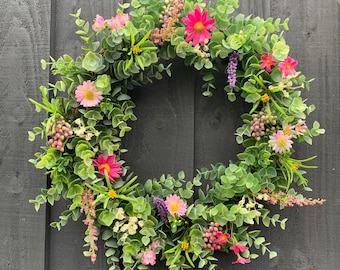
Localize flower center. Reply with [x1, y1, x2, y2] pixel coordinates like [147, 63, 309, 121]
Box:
[100, 163, 111, 173]
[181, 241, 189, 250]
[133, 45, 141, 55]
[169, 202, 179, 213]
[194, 21, 205, 33]
[283, 128, 292, 136]
[291, 164, 299, 171]
[285, 64, 291, 69]
[277, 137, 286, 147]
[84, 89, 95, 100]
[108, 189, 116, 199]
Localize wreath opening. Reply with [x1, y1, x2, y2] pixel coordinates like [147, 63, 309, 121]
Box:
[28, 0, 326, 269]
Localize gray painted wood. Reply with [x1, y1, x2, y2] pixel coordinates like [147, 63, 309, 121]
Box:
[1, 0, 338, 269]
[0, 0, 51, 269]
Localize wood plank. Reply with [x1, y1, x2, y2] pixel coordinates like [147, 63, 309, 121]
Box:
[0, 0, 51, 269]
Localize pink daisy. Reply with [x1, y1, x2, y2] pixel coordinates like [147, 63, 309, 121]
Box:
[278, 56, 298, 77]
[182, 6, 216, 46]
[260, 53, 277, 72]
[75, 80, 103, 107]
[230, 243, 248, 255]
[164, 195, 187, 217]
[269, 130, 294, 154]
[294, 119, 307, 135]
[92, 15, 105, 31]
[92, 154, 123, 183]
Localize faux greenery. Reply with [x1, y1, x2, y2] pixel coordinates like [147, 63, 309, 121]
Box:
[29, 0, 325, 269]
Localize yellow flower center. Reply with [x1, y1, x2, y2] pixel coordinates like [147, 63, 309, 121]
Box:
[108, 189, 116, 199]
[132, 45, 141, 55]
[181, 241, 189, 250]
[194, 21, 205, 33]
[285, 64, 291, 69]
[277, 137, 286, 147]
[100, 163, 111, 173]
[261, 93, 270, 103]
[169, 202, 179, 213]
[84, 89, 95, 100]
[283, 128, 292, 136]
[291, 164, 299, 171]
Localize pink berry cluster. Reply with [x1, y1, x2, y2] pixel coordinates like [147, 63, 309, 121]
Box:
[202, 222, 230, 251]
[250, 108, 277, 140]
[150, 0, 184, 45]
[47, 116, 73, 152]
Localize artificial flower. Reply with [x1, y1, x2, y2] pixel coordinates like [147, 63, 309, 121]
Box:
[92, 154, 122, 183]
[269, 130, 294, 153]
[108, 13, 130, 29]
[232, 255, 251, 265]
[215, 231, 230, 245]
[230, 243, 248, 255]
[182, 6, 216, 46]
[92, 15, 105, 31]
[75, 80, 103, 107]
[141, 250, 156, 266]
[295, 119, 307, 135]
[164, 194, 187, 217]
[260, 53, 277, 72]
[153, 197, 169, 223]
[278, 56, 298, 77]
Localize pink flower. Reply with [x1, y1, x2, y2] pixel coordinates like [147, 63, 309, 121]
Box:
[182, 6, 216, 46]
[215, 231, 230, 245]
[75, 80, 103, 107]
[295, 119, 307, 135]
[92, 154, 123, 183]
[260, 54, 277, 72]
[164, 195, 187, 217]
[278, 56, 298, 77]
[108, 13, 130, 30]
[141, 250, 156, 266]
[232, 255, 251, 265]
[269, 130, 294, 154]
[92, 15, 105, 31]
[230, 243, 248, 255]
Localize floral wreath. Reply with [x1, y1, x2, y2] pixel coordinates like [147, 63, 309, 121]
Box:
[29, 0, 325, 269]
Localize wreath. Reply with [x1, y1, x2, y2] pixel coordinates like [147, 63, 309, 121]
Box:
[28, 0, 325, 269]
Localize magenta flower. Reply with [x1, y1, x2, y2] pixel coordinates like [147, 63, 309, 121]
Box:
[269, 130, 294, 153]
[232, 255, 251, 265]
[260, 54, 277, 72]
[75, 80, 103, 107]
[92, 154, 123, 183]
[215, 231, 230, 245]
[108, 13, 130, 30]
[278, 56, 298, 77]
[182, 6, 216, 46]
[164, 195, 187, 217]
[92, 15, 105, 31]
[230, 243, 248, 255]
[141, 250, 156, 266]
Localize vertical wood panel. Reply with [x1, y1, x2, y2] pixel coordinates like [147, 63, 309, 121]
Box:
[0, 0, 51, 269]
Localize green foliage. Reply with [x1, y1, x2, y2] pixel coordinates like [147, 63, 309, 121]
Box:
[28, 0, 325, 269]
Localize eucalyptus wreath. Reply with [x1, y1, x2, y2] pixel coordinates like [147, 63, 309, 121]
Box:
[29, 0, 325, 269]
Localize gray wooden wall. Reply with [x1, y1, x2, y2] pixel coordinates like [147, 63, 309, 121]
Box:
[1, 0, 339, 269]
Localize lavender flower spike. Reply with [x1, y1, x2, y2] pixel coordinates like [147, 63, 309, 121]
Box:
[153, 197, 169, 224]
[227, 50, 239, 88]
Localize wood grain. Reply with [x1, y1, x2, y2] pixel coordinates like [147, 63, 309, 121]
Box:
[0, 0, 51, 269]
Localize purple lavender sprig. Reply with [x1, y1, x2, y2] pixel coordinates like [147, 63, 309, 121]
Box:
[153, 197, 169, 224]
[227, 50, 239, 88]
